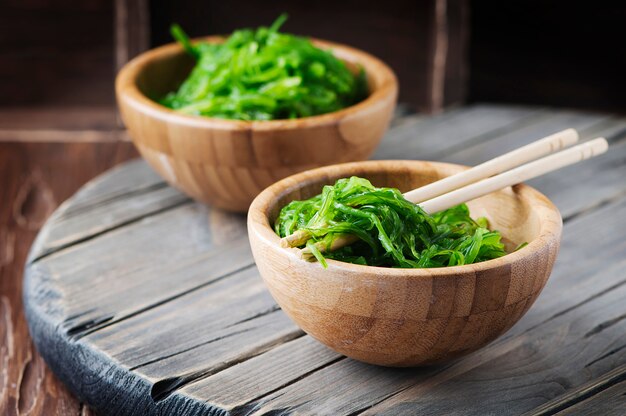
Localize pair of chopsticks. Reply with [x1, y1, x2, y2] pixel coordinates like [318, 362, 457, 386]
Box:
[281, 129, 608, 260]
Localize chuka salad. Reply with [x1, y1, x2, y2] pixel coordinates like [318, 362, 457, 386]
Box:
[161, 15, 368, 120]
[275, 177, 509, 268]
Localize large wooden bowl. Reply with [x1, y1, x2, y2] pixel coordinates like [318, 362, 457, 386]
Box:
[116, 37, 397, 212]
[247, 160, 562, 366]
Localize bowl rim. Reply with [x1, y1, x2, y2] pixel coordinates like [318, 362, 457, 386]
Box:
[115, 35, 398, 131]
[247, 159, 563, 277]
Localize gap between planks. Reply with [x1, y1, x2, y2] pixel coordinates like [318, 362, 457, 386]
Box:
[523, 363, 626, 416]
[148, 317, 305, 402]
[57, 181, 171, 220]
[66, 262, 258, 340]
[29, 198, 193, 264]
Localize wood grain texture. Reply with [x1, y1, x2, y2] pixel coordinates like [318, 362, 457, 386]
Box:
[115, 0, 150, 72]
[373, 103, 546, 160]
[0, 140, 137, 416]
[0, 107, 118, 133]
[528, 364, 626, 415]
[28, 160, 190, 262]
[19, 105, 626, 415]
[553, 378, 626, 416]
[116, 37, 398, 212]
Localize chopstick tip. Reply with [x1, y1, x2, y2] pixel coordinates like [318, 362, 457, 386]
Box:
[590, 137, 609, 154]
[561, 128, 579, 146]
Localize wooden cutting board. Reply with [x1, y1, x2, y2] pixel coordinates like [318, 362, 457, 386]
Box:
[22, 105, 626, 415]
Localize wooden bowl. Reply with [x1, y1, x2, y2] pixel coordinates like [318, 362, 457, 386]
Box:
[115, 36, 398, 212]
[247, 160, 562, 367]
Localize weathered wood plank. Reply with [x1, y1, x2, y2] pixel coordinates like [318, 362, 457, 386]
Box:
[181, 336, 341, 411]
[374, 104, 544, 160]
[555, 381, 626, 416]
[526, 120, 626, 220]
[0, 129, 130, 143]
[85, 266, 280, 365]
[529, 364, 626, 415]
[29, 164, 189, 262]
[31, 161, 167, 259]
[29, 203, 251, 330]
[363, 286, 626, 415]
[243, 357, 435, 416]
[140, 311, 301, 391]
[57, 160, 165, 215]
[389, 104, 422, 128]
[441, 109, 612, 166]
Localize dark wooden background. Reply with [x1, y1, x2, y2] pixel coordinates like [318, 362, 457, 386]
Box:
[0, 0, 625, 414]
[469, 1, 626, 113]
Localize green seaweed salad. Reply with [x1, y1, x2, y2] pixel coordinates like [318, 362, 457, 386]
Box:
[275, 177, 509, 268]
[161, 14, 368, 120]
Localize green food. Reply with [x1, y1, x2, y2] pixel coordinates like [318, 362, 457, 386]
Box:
[161, 14, 368, 121]
[275, 176, 508, 268]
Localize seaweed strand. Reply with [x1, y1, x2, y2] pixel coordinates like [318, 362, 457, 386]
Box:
[275, 176, 507, 268]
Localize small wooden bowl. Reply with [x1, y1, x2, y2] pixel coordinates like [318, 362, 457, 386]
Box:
[116, 37, 398, 212]
[247, 160, 562, 367]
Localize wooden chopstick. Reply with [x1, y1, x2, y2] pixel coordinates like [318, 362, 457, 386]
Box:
[281, 128, 578, 250]
[419, 137, 608, 214]
[298, 137, 607, 261]
[403, 128, 578, 203]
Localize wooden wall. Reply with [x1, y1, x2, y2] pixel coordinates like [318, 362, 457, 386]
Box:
[469, 1, 626, 113]
[0, 0, 114, 108]
[0, 0, 118, 133]
[2, 0, 624, 125]
[0, 0, 469, 128]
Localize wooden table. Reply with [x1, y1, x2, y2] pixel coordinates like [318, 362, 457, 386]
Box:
[0, 132, 137, 415]
[8, 104, 626, 415]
